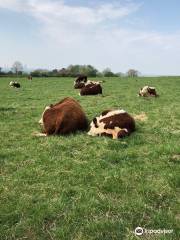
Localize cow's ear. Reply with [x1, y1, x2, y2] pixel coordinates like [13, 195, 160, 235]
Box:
[93, 118, 98, 128]
[101, 110, 111, 116]
[93, 118, 97, 124]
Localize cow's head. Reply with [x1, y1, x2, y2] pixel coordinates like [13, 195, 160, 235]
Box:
[9, 81, 14, 86]
[39, 105, 51, 125]
[88, 117, 101, 136]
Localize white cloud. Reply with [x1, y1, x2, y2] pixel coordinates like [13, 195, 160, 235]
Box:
[0, 0, 180, 74]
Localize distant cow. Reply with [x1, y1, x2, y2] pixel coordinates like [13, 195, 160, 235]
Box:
[80, 81, 102, 96]
[9, 81, 21, 88]
[38, 97, 88, 136]
[28, 75, 32, 80]
[88, 109, 135, 139]
[74, 75, 87, 89]
[139, 86, 158, 97]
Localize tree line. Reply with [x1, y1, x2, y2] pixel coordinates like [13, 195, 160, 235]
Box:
[0, 61, 139, 78]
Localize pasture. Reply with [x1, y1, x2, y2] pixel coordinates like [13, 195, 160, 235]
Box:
[0, 77, 179, 240]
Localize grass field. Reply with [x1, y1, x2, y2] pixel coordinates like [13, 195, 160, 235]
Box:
[0, 76, 179, 240]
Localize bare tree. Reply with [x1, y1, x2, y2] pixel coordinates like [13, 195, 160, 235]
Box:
[12, 61, 23, 76]
[127, 69, 138, 77]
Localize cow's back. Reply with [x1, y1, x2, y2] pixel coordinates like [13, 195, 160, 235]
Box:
[42, 98, 88, 135]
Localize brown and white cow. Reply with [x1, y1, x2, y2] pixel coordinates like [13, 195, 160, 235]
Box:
[74, 75, 87, 89]
[139, 86, 158, 97]
[88, 109, 135, 139]
[38, 97, 88, 136]
[80, 81, 102, 96]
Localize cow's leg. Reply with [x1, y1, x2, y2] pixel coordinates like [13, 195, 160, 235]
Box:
[54, 114, 65, 135]
[117, 129, 129, 138]
[34, 132, 47, 137]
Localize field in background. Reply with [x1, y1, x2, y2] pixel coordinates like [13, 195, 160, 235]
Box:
[0, 77, 179, 240]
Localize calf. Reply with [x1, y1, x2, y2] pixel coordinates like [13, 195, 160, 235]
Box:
[80, 81, 102, 96]
[9, 81, 21, 88]
[38, 97, 88, 136]
[139, 86, 158, 97]
[74, 75, 87, 89]
[88, 109, 135, 139]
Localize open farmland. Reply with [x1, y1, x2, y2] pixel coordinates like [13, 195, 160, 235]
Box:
[0, 77, 179, 240]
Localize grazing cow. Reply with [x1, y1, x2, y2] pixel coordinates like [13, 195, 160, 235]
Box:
[139, 86, 158, 97]
[74, 75, 87, 89]
[9, 81, 21, 88]
[28, 75, 32, 80]
[38, 97, 88, 136]
[88, 109, 135, 139]
[80, 81, 102, 96]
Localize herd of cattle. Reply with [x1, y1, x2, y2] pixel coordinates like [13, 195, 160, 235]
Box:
[9, 75, 159, 139]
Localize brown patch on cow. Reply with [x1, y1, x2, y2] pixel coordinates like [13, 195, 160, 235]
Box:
[101, 109, 112, 116]
[133, 112, 148, 122]
[117, 129, 129, 138]
[74, 82, 86, 89]
[39, 97, 88, 136]
[80, 83, 102, 95]
[100, 112, 135, 133]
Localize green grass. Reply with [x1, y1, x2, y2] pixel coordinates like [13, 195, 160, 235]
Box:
[0, 77, 179, 240]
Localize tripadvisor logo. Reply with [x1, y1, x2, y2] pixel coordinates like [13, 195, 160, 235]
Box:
[134, 227, 173, 236]
[134, 227, 144, 236]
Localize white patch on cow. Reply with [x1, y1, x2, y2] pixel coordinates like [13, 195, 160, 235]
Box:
[85, 80, 100, 86]
[100, 109, 126, 120]
[88, 121, 128, 139]
[139, 86, 149, 96]
[39, 105, 51, 125]
[9, 81, 14, 86]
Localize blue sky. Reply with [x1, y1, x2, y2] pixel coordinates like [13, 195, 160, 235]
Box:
[0, 0, 180, 75]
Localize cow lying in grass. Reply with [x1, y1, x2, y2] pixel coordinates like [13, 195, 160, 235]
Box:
[9, 81, 21, 88]
[80, 81, 102, 96]
[38, 97, 88, 136]
[74, 75, 87, 89]
[88, 109, 135, 139]
[139, 86, 158, 97]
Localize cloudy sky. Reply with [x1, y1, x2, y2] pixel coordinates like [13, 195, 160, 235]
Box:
[0, 0, 180, 75]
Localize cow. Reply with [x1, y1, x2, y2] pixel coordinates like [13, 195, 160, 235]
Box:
[80, 81, 102, 96]
[38, 97, 88, 136]
[28, 75, 32, 80]
[88, 109, 135, 139]
[74, 75, 87, 89]
[139, 86, 158, 97]
[9, 81, 21, 88]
